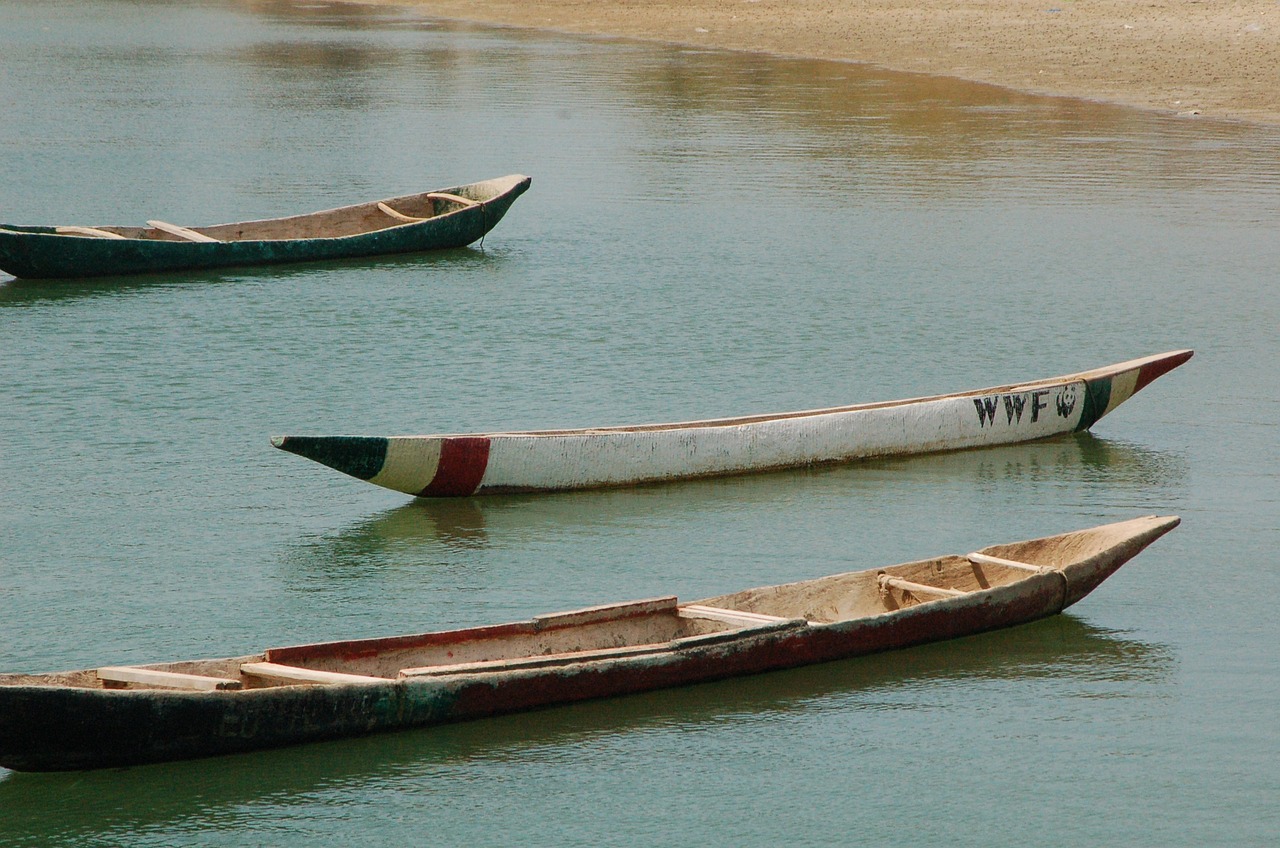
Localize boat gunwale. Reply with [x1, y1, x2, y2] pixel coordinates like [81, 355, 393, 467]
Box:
[301, 349, 1193, 441]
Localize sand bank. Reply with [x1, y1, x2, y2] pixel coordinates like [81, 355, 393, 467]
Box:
[353, 0, 1280, 125]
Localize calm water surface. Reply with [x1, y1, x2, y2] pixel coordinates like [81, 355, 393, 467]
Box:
[1, 0, 1278, 844]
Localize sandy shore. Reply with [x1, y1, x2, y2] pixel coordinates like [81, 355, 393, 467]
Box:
[352, 0, 1280, 126]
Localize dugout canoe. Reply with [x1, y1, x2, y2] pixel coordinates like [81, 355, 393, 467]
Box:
[274, 349, 1193, 498]
[0, 174, 530, 279]
[0, 515, 1178, 771]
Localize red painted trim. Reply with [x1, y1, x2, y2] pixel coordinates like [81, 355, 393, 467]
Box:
[1134, 349, 1194, 394]
[418, 437, 491, 497]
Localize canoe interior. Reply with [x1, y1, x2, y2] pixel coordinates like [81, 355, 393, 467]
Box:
[0, 520, 1129, 694]
[701, 518, 1123, 617]
[13, 189, 488, 244]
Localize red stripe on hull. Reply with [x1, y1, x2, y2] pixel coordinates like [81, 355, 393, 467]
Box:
[418, 437, 491, 497]
[1134, 349, 1194, 394]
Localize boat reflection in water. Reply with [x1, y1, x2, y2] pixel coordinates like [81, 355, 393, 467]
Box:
[286, 429, 1188, 568]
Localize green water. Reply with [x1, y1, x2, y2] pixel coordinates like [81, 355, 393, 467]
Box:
[1, 0, 1278, 844]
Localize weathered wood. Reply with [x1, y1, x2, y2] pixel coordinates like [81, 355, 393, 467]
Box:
[967, 552, 1049, 573]
[877, 575, 966, 598]
[0, 174, 530, 279]
[97, 666, 242, 691]
[533, 596, 678, 630]
[54, 226, 127, 239]
[680, 604, 796, 625]
[399, 643, 667, 678]
[376, 202, 427, 223]
[399, 615, 806, 678]
[146, 220, 220, 243]
[0, 515, 1180, 772]
[239, 662, 385, 685]
[426, 191, 479, 206]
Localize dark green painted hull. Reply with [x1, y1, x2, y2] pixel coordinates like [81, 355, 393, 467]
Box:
[0, 175, 530, 280]
[0, 675, 420, 771]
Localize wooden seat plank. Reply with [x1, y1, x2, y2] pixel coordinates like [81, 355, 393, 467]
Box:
[98, 666, 242, 691]
[878, 575, 965, 598]
[426, 191, 480, 207]
[679, 604, 796, 626]
[967, 552, 1049, 573]
[240, 662, 385, 685]
[146, 220, 220, 243]
[376, 202, 428, 223]
[55, 226, 128, 239]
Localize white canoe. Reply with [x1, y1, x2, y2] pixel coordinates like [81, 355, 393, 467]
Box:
[273, 350, 1192, 498]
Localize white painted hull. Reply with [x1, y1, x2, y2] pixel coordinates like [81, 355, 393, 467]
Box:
[273, 349, 1192, 497]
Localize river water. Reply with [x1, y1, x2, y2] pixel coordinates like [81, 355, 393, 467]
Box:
[1, 0, 1278, 844]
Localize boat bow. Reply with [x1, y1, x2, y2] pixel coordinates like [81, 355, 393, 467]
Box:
[1072, 349, 1193, 430]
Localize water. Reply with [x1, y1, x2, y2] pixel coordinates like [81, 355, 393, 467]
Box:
[1, 0, 1278, 844]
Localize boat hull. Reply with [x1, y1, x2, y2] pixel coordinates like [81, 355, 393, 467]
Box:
[0, 175, 530, 279]
[0, 593, 1061, 771]
[274, 350, 1193, 497]
[0, 516, 1179, 771]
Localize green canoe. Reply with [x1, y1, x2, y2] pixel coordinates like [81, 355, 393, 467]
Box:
[0, 174, 530, 279]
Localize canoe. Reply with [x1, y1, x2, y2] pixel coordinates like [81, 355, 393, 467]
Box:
[0, 515, 1178, 771]
[273, 349, 1192, 498]
[0, 174, 531, 279]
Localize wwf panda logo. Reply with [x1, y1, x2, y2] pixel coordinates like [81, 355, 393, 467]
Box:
[1055, 385, 1078, 418]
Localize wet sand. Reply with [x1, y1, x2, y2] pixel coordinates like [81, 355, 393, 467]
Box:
[354, 0, 1280, 125]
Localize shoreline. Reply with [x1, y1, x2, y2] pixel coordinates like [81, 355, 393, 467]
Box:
[351, 0, 1280, 126]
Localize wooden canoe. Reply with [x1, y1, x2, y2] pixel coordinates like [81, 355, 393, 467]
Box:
[0, 174, 530, 279]
[273, 349, 1193, 498]
[0, 515, 1177, 771]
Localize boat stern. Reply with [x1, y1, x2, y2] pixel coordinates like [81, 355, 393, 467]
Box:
[272, 434, 493, 497]
[272, 435, 391, 484]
